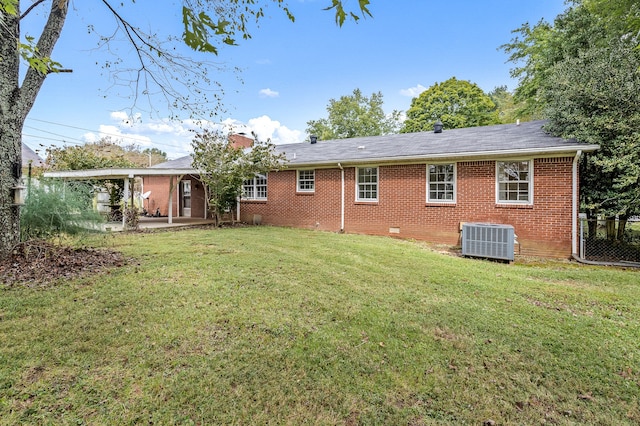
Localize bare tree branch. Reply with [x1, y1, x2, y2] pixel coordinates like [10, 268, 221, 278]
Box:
[18, 0, 69, 121]
[20, 0, 46, 20]
[95, 0, 228, 118]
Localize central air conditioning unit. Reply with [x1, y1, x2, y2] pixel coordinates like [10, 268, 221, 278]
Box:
[461, 223, 515, 261]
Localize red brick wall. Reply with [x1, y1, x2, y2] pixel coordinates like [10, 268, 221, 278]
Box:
[241, 169, 342, 230]
[142, 176, 208, 218]
[240, 157, 576, 258]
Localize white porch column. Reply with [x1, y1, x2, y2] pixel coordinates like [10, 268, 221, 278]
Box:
[168, 176, 174, 224]
[123, 177, 130, 228]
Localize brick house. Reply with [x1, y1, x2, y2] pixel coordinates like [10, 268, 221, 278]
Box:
[45, 122, 598, 258]
[141, 133, 255, 219]
[240, 120, 598, 258]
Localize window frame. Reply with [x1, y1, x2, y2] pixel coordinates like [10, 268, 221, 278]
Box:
[356, 166, 379, 202]
[242, 173, 268, 201]
[426, 163, 456, 203]
[296, 169, 315, 193]
[496, 160, 533, 205]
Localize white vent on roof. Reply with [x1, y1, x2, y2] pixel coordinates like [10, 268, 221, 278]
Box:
[358, 145, 365, 150]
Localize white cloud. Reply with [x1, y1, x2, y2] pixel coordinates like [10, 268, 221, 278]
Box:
[145, 122, 177, 134]
[88, 112, 304, 161]
[259, 88, 279, 98]
[110, 111, 128, 121]
[400, 84, 427, 97]
[247, 115, 302, 144]
[196, 115, 302, 145]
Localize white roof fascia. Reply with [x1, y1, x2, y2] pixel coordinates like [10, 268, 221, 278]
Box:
[43, 168, 200, 180]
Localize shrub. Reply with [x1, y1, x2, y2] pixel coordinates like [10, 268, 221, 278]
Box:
[20, 179, 105, 241]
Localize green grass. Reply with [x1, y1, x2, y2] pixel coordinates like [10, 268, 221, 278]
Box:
[1, 226, 639, 425]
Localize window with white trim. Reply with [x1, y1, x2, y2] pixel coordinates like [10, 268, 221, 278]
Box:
[497, 160, 532, 203]
[297, 170, 315, 192]
[242, 173, 268, 200]
[427, 163, 456, 202]
[357, 167, 378, 201]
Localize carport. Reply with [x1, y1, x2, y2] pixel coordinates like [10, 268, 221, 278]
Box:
[43, 166, 206, 227]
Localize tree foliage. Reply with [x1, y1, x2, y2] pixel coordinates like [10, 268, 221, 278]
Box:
[542, 40, 640, 220]
[45, 139, 138, 207]
[191, 131, 286, 226]
[488, 86, 525, 124]
[45, 139, 136, 171]
[401, 77, 499, 133]
[501, 2, 615, 118]
[504, 0, 640, 240]
[0, 0, 371, 257]
[142, 148, 168, 166]
[45, 138, 167, 169]
[306, 89, 401, 140]
[583, 0, 640, 41]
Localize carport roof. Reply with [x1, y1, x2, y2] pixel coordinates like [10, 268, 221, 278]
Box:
[44, 167, 199, 180]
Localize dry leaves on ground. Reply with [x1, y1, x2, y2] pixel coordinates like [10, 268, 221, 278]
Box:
[0, 240, 129, 288]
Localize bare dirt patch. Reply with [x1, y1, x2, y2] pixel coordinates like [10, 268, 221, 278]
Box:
[1, 240, 128, 288]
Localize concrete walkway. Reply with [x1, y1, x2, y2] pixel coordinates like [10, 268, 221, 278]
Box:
[102, 217, 217, 232]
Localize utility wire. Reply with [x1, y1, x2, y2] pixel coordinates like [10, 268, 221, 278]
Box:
[22, 133, 83, 146]
[25, 117, 191, 150]
[23, 125, 88, 145]
[26, 117, 152, 144]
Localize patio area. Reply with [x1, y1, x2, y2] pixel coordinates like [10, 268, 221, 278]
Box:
[102, 216, 217, 232]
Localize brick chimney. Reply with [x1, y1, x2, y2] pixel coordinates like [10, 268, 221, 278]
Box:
[229, 133, 254, 149]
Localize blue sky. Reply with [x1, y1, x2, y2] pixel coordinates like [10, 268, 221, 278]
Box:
[22, 0, 567, 159]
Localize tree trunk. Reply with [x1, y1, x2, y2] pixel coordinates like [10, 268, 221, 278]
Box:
[0, 128, 22, 257]
[617, 215, 628, 242]
[586, 210, 597, 240]
[0, 7, 22, 258]
[0, 1, 70, 258]
[605, 216, 617, 240]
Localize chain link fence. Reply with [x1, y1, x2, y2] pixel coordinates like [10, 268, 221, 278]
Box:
[578, 217, 640, 264]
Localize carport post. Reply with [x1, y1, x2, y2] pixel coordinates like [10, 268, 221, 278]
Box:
[168, 176, 174, 224]
[123, 177, 129, 228]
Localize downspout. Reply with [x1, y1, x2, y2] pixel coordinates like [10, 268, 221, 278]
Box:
[572, 150, 582, 256]
[338, 163, 344, 232]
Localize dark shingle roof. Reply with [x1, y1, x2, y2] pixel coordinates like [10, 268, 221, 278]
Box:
[277, 120, 597, 167]
[149, 121, 598, 170]
[150, 155, 193, 169]
[22, 144, 44, 167]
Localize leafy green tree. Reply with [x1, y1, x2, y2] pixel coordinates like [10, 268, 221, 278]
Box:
[0, 0, 371, 257]
[45, 139, 136, 208]
[143, 148, 168, 166]
[191, 131, 286, 226]
[542, 39, 640, 239]
[501, 2, 612, 117]
[45, 139, 136, 170]
[584, 0, 640, 42]
[401, 77, 499, 133]
[489, 86, 524, 124]
[504, 0, 640, 240]
[306, 89, 402, 140]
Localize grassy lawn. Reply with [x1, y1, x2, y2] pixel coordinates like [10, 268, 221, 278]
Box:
[1, 226, 639, 425]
